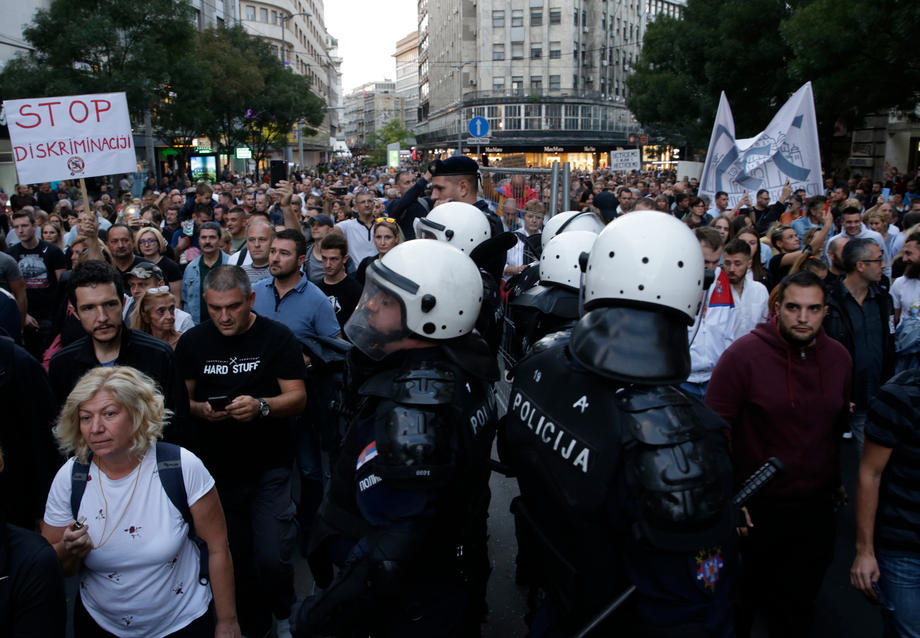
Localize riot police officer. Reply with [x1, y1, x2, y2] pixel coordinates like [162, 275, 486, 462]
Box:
[500, 211, 736, 637]
[415, 201, 508, 354]
[295, 240, 499, 638]
[505, 229, 598, 367]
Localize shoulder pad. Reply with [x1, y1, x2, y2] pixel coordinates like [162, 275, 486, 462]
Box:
[360, 360, 457, 405]
[616, 385, 721, 446]
[529, 329, 572, 356]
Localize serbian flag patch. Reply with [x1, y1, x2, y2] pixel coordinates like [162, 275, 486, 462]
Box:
[356, 441, 378, 471]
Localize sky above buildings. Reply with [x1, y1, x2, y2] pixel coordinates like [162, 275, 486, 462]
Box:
[326, 0, 417, 94]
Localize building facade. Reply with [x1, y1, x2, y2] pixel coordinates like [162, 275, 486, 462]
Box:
[342, 81, 404, 150]
[238, 0, 343, 166]
[394, 32, 420, 133]
[416, 0, 684, 170]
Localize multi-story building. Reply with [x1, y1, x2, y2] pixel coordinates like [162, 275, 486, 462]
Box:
[238, 0, 343, 165]
[393, 32, 420, 133]
[416, 0, 685, 170]
[342, 81, 404, 150]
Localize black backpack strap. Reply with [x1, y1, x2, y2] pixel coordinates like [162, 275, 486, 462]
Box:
[155, 442, 210, 585]
[70, 453, 93, 523]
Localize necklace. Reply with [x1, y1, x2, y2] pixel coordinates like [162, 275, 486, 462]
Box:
[92, 455, 143, 550]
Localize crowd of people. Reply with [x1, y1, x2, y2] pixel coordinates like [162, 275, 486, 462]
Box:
[0, 156, 919, 638]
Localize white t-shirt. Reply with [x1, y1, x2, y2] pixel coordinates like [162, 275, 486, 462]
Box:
[335, 218, 377, 264]
[44, 445, 215, 637]
[891, 276, 920, 328]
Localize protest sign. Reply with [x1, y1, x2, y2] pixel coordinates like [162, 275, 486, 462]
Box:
[3, 92, 136, 184]
[609, 149, 640, 172]
[699, 82, 822, 208]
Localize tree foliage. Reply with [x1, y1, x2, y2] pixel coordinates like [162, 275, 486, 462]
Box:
[628, 0, 920, 151]
[780, 0, 920, 132]
[627, 0, 801, 149]
[0, 0, 195, 119]
[366, 119, 414, 165]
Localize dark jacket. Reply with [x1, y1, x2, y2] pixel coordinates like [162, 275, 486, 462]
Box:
[706, 320, 852, 501]
[0, 521, 66, 638]
[0, 338, 60, 528]
[48, 327, 189, 441]
[823, 279, 896, 403]
[386, 177, 431, 240]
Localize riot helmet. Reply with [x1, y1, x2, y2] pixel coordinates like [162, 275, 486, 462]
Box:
[541, 210, 606, 251]
[413, 201, 491, 254]
[344, 240, 483, 360]
[539, 230, 598, 292]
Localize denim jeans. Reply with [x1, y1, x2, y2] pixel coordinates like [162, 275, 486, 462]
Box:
[877, 550, 920, 638]
[679, 380, 708, 402]
[850, 410, 868, 458]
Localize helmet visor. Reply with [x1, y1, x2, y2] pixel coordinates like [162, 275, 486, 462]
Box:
[344, 277, 409, 360]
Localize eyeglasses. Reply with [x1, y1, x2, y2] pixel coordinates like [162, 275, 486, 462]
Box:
[859, 258, 883, 264]
[138, 238, 158, 246]
[375, 217, 396, 224]
[146, 286, 170, 294]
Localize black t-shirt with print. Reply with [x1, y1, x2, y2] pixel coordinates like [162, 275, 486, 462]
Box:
[7, 240, 66, 321]
[317, 275, 363, 329]
[175, 315, 306, 484]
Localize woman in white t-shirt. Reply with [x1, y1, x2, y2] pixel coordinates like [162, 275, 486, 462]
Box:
[42, 366, 240, 638]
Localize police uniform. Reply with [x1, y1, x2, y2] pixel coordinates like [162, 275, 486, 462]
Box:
[499, 212, 736, 638]
[294, 240, 499, 638]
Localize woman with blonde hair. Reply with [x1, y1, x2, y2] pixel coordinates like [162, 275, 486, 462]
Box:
[42, 366, 240, 638]
[131, 289, 183, 349]
[355, 216, 405, 284]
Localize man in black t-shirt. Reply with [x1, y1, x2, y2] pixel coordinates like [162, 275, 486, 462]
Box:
[175, 265, 306, 638]
[7, 209, 66, 356]
[316, 233, 362, 329]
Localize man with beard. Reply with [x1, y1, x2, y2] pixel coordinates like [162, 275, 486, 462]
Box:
[826, 235, 850, 291]
[890, 236, 920, 371]
[48, 260, 188, 430]
[707, 271, 852, 638]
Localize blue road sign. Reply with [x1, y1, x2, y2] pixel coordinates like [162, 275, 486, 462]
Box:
[468, 117, 490, 138]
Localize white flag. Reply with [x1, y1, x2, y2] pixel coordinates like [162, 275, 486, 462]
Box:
[699, 82, 822, 209]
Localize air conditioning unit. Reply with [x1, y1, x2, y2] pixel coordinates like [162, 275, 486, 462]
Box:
[602, 60, 608, 65]
[469, 79, 477, 85]
[583, 26, 589, 33]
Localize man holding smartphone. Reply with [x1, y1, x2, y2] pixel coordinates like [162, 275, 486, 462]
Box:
[176, 265, 306, 638]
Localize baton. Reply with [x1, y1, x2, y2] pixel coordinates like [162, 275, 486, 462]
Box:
[572, 456, 785, 638]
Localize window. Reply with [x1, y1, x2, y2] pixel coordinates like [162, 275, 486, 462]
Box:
[511, 76, 524, 96]
[505, 104, 522, 129]
[530, 45, 542, 59]
[565, 104, 579, 128]
[492, 43, 505, 61]
[545, 104, 561, 129]
[529, 76, 543, 91]
[488, 105, 501, 131]
[271, 10, 278, 24]
[550, 41, 561, 59]
[512, 10, 524, 27]
[492, 10, 505, 27]
[512, 43, 524, 59]
[549, 74, 561, 90]
[549, 8, 561, 24]
[525, 103, 541, 129]
[259, 7, 268, 22]
[245, 5, 255, 20]
[493, 76, 505, 92]
[530, 8, 543, 26]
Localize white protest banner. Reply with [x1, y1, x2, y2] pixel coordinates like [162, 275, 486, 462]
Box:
[3, 92, 136, 184]
[609, 149, 640, 172]
[699, 82, 823, 208]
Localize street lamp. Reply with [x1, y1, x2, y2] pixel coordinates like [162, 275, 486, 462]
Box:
[280, 11, 313, 69]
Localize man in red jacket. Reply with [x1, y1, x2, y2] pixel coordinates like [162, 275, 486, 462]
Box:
[706, 270, 852, 638]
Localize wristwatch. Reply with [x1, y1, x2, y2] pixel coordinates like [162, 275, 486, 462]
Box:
[258, 398, 271, 418]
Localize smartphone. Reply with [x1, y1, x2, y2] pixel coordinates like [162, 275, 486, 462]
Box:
[882, 187, 890, 203]
[208, 396, 231, 412]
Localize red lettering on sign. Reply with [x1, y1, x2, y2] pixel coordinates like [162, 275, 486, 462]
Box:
[36, 101, 62, 126]
[91, 99, 111, 122]
[69, 100, 89, 123]
[16, 105, 41, 129]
